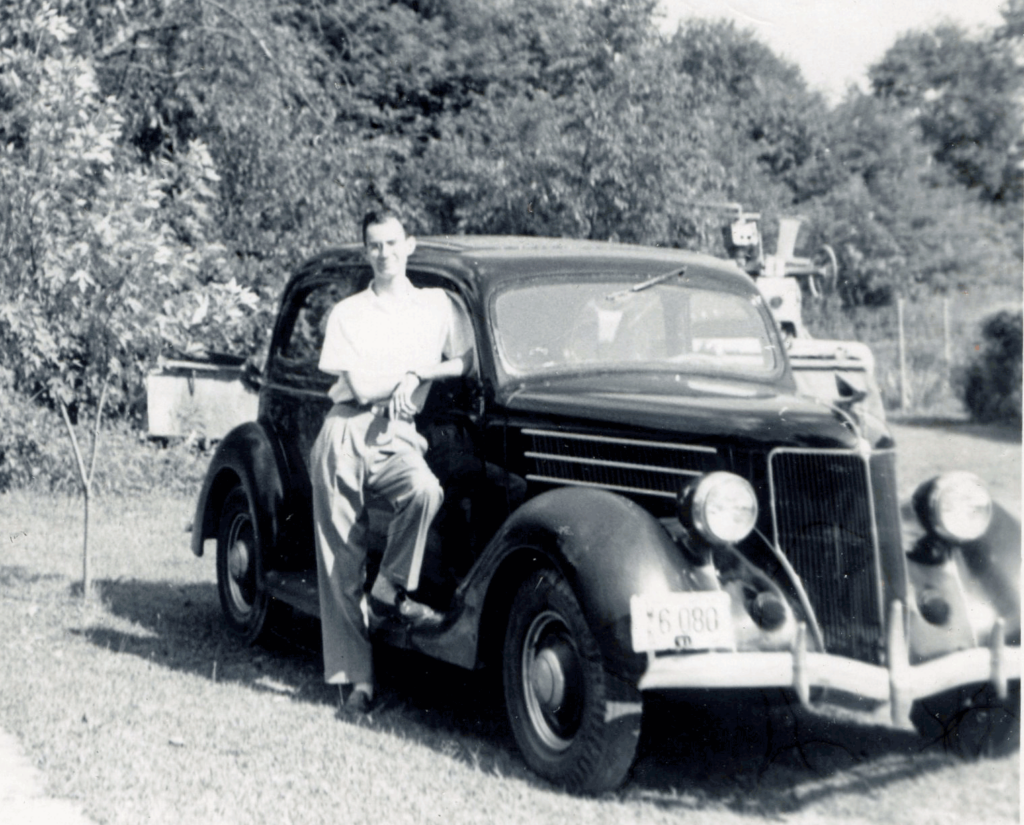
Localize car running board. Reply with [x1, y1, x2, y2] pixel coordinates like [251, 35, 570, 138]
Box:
[264, 569, 477, 669]
[264, 570, 321, 617]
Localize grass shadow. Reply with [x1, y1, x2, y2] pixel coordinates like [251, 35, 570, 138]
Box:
[84, 576, 1011, 809]
[84, 576, 516, 774]
[82, 578, 329, 701]
[0, 565, 65, 587]
[626, 690, 965, 815]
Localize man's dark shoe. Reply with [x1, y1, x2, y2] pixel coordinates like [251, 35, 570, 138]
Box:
[396, 593, 445, 629]
[369, 591, 444, 630]
[367, 594, 401, 622]
[338, 684, 374, 716]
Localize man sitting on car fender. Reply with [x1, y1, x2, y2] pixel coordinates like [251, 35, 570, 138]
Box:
[310, 208, 473, 713]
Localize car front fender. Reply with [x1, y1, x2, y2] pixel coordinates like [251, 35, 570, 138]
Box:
[191, 421, 286, 561]
[960, 503, 1021, 643]
[907, 502, 1021, 661]
[464, 487, 692, 682]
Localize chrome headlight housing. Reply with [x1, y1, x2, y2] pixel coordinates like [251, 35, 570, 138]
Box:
[913, 471, 993, 543]
[678, 472, 759, 546]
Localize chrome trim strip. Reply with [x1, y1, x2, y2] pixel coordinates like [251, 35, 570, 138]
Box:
[861, 454, 889, 632]
[767, 446, 877, 458]
[524, 452, 702, 478]
[753, 527, 826, 653]
[522, 428, 716, 454]
[525, 474, 678, 499]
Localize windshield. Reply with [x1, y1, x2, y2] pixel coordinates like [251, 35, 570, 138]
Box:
[493, 278, 780, 380]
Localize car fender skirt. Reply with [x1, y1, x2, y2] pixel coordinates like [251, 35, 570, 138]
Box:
[491, 487, 691, 682]
[191, 422, 286, 558]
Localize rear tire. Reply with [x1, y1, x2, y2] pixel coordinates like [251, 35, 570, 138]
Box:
[912, 683, 1020, 758]
[502, 569, 642, 793]
[216, 486, 273, 643]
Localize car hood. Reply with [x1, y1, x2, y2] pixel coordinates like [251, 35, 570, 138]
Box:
[499, 372, 889, 451]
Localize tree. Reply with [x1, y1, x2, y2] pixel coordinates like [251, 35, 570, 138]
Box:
[85, 0, 363, 280]
[665, 19, 842, 206]
[798, 89, 1020, 305]
[0, 3, 258, 595]
[392, 21, 734, 244]
[869, 19, 1024, 204]
[3, 0, 1017, 462]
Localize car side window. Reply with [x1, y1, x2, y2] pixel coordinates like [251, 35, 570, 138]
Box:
[273, 272, 368, 380]
[271, 267, 475, 387]
[407, 270, 478, 375]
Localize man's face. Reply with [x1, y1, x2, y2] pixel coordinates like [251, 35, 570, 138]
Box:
[364, 217, 416, 282]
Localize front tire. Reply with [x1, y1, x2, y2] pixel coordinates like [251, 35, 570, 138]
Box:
[502, 569, 642, 793]
[216, 486, 273, 643]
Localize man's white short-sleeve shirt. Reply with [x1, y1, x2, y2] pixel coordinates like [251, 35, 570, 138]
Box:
[319, 286, 471, 404]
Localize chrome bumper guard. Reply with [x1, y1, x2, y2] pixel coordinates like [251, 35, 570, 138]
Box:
[637, 601, 1020, 728]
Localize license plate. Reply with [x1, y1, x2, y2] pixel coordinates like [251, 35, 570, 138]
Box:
[630, 591, 735, 653]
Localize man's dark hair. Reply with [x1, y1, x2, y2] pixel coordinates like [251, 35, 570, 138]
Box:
[361, 208, 406, 244]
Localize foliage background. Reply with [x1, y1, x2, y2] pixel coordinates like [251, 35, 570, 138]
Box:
[961, 309, 1024, 425]
[1, 0, 1021, 458]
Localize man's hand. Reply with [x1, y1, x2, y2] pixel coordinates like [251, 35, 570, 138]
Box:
[391, 371, 421, 419]
[343, 370, 411, 407]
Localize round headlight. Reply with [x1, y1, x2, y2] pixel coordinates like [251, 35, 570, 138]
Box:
[679, 472, 759, 546]
[915, 471, 993, 543]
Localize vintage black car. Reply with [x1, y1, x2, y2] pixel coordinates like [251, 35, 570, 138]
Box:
[191, 237, 1020, 793]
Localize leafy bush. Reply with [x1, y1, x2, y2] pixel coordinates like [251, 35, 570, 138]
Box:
[0, 5, 263, 424]
[960, 310, 1023, 425]
[0, 377, 68, 493]
[0, 385, 211, 496]
[803, 291, 1022, 416]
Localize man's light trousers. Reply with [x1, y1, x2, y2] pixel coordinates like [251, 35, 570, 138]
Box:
[310, 404, 443, 686]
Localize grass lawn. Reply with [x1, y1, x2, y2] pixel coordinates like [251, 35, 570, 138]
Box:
[0, 426, 1019, 824]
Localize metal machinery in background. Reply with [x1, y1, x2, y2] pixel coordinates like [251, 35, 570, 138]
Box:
[146, 352, 259, 440]
[718, 204, 886, 422]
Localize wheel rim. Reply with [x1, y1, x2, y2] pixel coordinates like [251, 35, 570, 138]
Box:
[225, 511, 256, 617]
[521, 609, 585, 752]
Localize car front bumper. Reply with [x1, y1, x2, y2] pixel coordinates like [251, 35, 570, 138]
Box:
[636, 600, 1020, 727]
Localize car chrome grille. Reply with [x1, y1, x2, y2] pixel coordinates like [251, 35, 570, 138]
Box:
[768, 449, 885, 664]
[523, 429, 718, 500]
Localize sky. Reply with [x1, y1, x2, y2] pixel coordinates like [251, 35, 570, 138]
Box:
[656, 0, 1008, 102]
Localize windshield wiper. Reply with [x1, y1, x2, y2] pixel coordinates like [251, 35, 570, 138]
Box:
[604, 266, 686, 302]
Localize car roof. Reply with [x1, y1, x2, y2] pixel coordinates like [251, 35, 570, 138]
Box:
[296, 235, 755, 294]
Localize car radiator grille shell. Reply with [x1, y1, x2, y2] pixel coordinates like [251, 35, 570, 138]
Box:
[769, 449, 894, 665]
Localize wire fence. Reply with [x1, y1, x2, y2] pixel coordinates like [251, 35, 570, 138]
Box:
[804, 291, 1022, 416]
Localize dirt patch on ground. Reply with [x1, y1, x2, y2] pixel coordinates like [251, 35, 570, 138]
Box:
[890, 418, 1021, 519]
